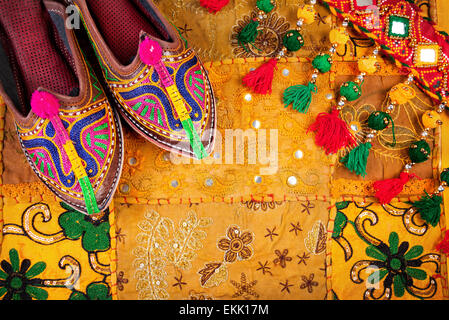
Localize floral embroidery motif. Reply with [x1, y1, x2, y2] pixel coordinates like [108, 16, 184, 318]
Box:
[300, 274, 319, 294]
[231, 11, 291, 58]
[332, 201, 443, 300]
[117, 271, 129, 291]
[230, 273, 259, 300]
[273, 249, 293, 269]
[217, 226, 254, 263]
[1, 203, 110, 300]
[133, 210, 213, 300]
[352, 232, 440, 299]
[0, 249, 47, 300]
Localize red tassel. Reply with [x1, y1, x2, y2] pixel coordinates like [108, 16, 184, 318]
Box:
[436, 230, 449, 254]
[307, 107, 356, 155]
[242, 58, 278, 95]
[200, 0, 230, 13]
[373, 172, 418, 204]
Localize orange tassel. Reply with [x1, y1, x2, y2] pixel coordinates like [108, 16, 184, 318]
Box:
[242, 58, 278, 95]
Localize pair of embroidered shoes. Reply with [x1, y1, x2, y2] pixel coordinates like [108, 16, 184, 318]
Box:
[0, 0, 216, 215]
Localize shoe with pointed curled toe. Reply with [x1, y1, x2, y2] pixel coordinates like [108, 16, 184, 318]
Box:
[0, 0, 124, 215]
[72, 0, 217, 160]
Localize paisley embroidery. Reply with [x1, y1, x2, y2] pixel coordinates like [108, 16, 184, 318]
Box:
[114, 50, 211, 142]
[17, 100, 119, 202]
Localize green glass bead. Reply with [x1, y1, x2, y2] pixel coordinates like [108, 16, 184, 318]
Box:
[441, 169, 449, 184]
[367, 111, 390, 131]
[256, 0, 275, 13]
[340, 81, 362, 102]
[283, 30, 304, 52]
[409, 140, 431, 164]
[312, 54, 332, 73]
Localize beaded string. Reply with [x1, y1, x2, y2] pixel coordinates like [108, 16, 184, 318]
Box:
[306, 20, 385, 156]
[238, 0, 318, 95]
[372, 81, 446, 205]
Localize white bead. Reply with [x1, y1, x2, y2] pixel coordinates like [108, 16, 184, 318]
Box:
[254, 176, 262, 184]
[282, 69, 290, 76]
[205, 178, 214, 187]
[244, 93, 252, 102]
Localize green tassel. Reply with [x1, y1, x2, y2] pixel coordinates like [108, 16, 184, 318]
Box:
[256, 0, 275, 13]
[238, 20, 260, 52]
[340, 142, 372, 178]
[412, 192, 442, 227]
[283, 82, 317, 113]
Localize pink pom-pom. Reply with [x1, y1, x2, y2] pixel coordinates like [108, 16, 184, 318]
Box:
[31, 90, 60, 119]
[139, 38, 162, 66]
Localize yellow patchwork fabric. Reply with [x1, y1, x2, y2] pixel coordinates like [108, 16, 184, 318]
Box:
[0, 198, 114, 300]
[0, 0, 448, 302]
[117, 59, 335, 202]
[114, 201, 328, 300]
[328, 201, 446, 300]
